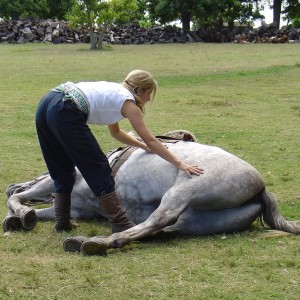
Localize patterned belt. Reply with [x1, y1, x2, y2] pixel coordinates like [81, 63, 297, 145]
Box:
[52, 82, 90, 115]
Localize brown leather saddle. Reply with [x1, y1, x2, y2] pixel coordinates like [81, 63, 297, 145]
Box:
[109, 133, 196, 177]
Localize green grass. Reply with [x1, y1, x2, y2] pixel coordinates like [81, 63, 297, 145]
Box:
[0, 43, 300, 299]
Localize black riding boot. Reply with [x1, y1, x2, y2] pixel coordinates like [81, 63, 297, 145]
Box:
[54, 193, 73, 232]
[99, 191, 135, 233]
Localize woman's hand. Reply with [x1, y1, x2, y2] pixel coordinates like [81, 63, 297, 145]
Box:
[178, 162, 204, 177]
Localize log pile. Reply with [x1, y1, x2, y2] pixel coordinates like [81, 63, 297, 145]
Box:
[233, 22, 300, 44]
[0, 18, 299, 45]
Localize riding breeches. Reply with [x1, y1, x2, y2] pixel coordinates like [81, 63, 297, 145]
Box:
[35, 91, 115, 196]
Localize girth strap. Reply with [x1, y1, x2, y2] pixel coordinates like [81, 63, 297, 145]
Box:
[110, 146, 137, 177]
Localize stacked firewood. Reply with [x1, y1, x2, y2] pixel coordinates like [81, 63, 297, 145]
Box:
[0, 18, 299, 44]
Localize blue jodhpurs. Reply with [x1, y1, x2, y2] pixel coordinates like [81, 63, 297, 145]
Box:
[35, 91, 115, 196]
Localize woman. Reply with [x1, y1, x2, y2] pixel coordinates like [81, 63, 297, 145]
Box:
[35, 70, 204, 233]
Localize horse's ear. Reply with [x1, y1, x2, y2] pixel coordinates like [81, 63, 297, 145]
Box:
[183, 133, 196, 142]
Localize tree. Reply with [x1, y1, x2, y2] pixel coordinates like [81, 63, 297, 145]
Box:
[68, 0, 103, 49]
[108, 0, 140, 25]
[147, 0, 260, 30]
[69, 0, 140, 50]
[0, 0, 74, 19]
[147, 0, 194, 30]
[0, 0, 48, 19]
[262, 0, 300, 29]
[282, 0, 300, 24]
[193, 0, 253, 29]
[270, 0, 282, 28]
[46, 0, 75, 20]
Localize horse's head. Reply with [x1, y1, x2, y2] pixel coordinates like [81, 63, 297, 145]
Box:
[162, 130, 197, 142]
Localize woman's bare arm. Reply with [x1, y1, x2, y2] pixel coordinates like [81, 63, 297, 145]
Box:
[120, 100, 204, 176]
[108, 123, 148, 150]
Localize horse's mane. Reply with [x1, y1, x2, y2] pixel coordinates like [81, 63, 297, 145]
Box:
[128, 130, 197, 142]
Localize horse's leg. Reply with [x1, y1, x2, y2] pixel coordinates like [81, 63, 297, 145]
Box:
[35, 207, 55, 219]
[79, 185, 190, 255]
[160, 200, 263, 236]
[7, 194, 38, 230]
[6, 176, 54, 230]
[2, 210, 22, 232]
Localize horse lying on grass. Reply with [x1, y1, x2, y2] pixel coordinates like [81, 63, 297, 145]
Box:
[3, 130, 300, 256]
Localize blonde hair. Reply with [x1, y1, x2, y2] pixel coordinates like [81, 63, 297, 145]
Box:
[122, 70, 157, 112]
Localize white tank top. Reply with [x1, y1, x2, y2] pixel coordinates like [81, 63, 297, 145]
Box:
[75, 81, 136, 125]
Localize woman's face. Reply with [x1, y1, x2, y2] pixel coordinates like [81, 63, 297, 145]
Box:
[137, 88, 153, 104]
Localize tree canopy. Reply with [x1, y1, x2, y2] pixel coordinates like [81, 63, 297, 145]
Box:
[146, 0, 300, 30]
[67, 0, 141, 49]
[0, 0, 299, 48]
[147, 0, 249, 30]
[0, 0, 299, 28]
[282, 0, 300, 22]
[0, 0, 74, 20]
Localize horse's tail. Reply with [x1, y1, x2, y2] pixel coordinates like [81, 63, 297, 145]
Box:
[260, 189, 300, 233]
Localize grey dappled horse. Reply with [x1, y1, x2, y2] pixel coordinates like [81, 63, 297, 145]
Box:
[3, 131, 300, 256]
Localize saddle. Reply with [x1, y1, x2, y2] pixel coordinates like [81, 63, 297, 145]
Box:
[109, 133, 196, 177]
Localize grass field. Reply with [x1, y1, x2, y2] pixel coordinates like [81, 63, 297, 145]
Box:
[0, 42, 299, 299]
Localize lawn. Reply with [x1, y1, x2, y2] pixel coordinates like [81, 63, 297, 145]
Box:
[0, 42, 299, 299]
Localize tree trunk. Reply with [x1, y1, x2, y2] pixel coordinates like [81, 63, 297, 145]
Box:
[87, 12, 97, 50]
[272, 0, 282, 29]
[97, 30, 104, 50]
[181, 11, 191, 31]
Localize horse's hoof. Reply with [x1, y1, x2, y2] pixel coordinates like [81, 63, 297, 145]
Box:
[63, 236, 90, 253]
[54, 221, 79, 233]
[80, 238, 108, 256]
[19, 208, 38, 231]
[2, 212, 22, 232]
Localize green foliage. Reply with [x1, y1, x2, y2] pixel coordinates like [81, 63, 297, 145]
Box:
[68, 0, 100, 26]
[67, 0, 109, 49]
[139, 19, 154, 29]
[147, 0, 192, 29]
[192, 0, 245, 29]
[68, 0, 141, 49]
[147, 0, 266, 30]
[1, 0, 299, 31]
[146, 0, 299, 30]
[283, 0, 300, 21]
[291, 17, 300, 27]
[108, 0, 140, 25]
[46, 0, 75, 20]
[0, 0, 48, 19]
[0, 0, 73, 19]
[192, 0, 268, 29]
[68, 0, 140, 27]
